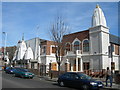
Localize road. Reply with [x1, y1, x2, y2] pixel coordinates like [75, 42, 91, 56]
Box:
[2, 71, 75, 89]
[1, 71, 118, 90]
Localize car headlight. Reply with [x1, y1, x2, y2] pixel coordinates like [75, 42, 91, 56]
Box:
[90, 82, 97, 86]
[25, 73, 28, 75]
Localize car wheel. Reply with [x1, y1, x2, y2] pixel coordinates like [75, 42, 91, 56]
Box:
[20, 75, 24, 78]
[14, 74, 17, 77]
[82, 85, 89, 90]
[13, 74, 15, 77]
[29, 77, 33, 79]
[59, 81, 65, 87]
[31, 77, 33, 79]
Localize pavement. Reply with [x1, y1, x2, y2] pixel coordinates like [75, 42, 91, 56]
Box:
[37, 75, 120, 90]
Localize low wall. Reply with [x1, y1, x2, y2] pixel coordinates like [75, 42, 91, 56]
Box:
[29, 69, 39, 75]
[114, 74, 120, 84]
[49, 71, 66, 78]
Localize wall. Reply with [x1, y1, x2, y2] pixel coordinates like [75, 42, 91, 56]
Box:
[101, 31, 110, 54]
[89, 55, 101, 71]
[113, 56, 119, 70]
[102, 55, 110, 70]
[25, 38, 40, 60]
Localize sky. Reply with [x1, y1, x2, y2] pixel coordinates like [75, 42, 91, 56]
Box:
[2, 2, 118, 47]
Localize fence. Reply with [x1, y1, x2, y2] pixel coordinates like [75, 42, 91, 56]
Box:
[84, 69, 106, 78]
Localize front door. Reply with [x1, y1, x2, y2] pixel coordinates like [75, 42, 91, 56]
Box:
[51, 62, 57, 71]
[73, 60, 76, 71]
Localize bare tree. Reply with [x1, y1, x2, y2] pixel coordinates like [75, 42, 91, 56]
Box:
[49, 16, 69, 75]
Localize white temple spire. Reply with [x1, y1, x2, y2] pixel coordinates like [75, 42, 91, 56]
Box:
[92, 4, 107, 27]
[22, 33, 24, 41]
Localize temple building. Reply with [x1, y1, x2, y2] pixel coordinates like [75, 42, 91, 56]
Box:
[61, 4, 120, 72]
[13, 5, 120, 75]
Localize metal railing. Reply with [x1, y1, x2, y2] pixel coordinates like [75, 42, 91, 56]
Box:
[67, 50, 81, 55]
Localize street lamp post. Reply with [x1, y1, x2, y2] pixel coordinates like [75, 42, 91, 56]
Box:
[2, 32, 7, 66]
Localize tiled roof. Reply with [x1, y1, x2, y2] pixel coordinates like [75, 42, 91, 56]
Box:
[110, 34, 120, 45]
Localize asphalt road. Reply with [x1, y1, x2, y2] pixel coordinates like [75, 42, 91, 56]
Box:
[1, 71, 117, 90]
[2, 71, 75, 89]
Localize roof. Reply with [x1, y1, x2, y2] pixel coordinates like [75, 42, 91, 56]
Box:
[62, 30, 89, 43]
[64, 30, 89, 36]
[110, 34, 120, 45]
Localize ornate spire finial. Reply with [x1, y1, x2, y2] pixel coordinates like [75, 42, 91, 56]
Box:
[96, 4, 100, 8]
[29, 43, 30, 47]
[22, 33, 24, 41]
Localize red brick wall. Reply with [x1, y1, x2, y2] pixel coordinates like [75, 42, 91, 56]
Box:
[62, 30, 89, 55]
[41, 40, 56, 55]
[62, 30, 89, 44]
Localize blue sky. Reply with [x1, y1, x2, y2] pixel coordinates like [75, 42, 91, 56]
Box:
[2, 2, 118, 47]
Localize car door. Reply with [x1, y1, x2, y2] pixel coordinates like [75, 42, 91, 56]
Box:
[64, 73, 80, 87]
[69, 73, 81, 88]
[62, 73, 71, 86]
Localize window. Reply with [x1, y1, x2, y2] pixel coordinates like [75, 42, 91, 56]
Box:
[65, 43, 71, 51]
[74, 41, 80, 51]
[64, 73, 71, 78]
[41, 46, 46, 54]
[83, 62, 90, 70]
[111, 62, 115, 70]
[78, 73, 91, 80]
[83, 40, 89, 52]
[52, 47, 56, 53]
[31, 63, 34, 69]
[70, 74, 79, 79]
[115, 44, 119, 55]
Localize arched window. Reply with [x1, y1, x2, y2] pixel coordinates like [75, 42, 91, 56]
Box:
[65, 43, 71, 52]
[74, 41, 80, 51]
[83, 40, 89, 52]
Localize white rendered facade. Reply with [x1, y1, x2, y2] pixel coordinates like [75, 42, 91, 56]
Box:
[61, 5, 120, 72]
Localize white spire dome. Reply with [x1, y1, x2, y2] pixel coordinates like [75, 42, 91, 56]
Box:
[92, 4, 107, 27]
[17, 40, 27, 60]
[25, 47, 34, 60]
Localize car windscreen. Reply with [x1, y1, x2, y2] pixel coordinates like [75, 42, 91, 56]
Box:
[18, 68, 29, 72]
[6, 67, 10, 70]
[6, 67, 13, 70]
[78, 73, 91, 80]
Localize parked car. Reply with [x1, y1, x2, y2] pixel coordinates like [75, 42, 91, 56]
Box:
[14, 68, 34, 79]
[5, 67, 16, 74]
[57, 72, 104, 90]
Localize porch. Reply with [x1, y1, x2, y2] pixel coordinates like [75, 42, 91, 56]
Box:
[66, 57, 83, 72]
